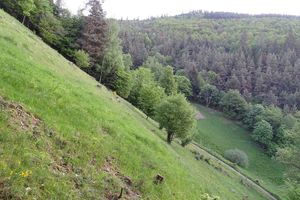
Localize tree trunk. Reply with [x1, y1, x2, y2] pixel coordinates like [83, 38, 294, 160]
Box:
[167, 132, 174, 144]
[22, 16, 26, 24]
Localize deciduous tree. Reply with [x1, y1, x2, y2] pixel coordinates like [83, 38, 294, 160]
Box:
[156, 94, 195, 144]
[220, 90, 248, 120]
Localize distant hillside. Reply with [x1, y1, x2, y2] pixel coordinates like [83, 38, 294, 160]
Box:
[0, 9, 269, 199]
[118, 11, 300, 109]
[175, 11, 300, 20]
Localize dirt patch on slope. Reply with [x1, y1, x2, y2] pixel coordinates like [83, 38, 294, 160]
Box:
[195, 112, 205, 120]
[0, 97, 41, 132]
[102, 157, 140, 200]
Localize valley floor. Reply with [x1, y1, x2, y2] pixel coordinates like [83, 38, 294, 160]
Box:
[194, 104, 287, 199]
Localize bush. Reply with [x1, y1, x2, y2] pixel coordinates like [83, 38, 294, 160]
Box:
[74, 50, 90, 68]
[204, 157, 211, 164]
[194, 152, 204, 160]
[224, 149, 249, 168]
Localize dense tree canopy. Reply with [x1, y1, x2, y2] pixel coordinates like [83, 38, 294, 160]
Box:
[119, 13, 300, 110]
[277, 122, 300, 199]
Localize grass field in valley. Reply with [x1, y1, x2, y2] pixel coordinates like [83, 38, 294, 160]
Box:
[194, 104, 287, 199]
[0, 9, 268, 199]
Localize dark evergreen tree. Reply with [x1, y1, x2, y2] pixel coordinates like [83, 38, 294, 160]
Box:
[77, 0, 107, 65]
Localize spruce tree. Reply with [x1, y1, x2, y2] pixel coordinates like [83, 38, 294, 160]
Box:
[78, 0, 107, 65]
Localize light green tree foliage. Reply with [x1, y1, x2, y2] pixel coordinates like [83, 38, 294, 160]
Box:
[74, 50, 90, 68]
[156, 94, 195, 144]
[252, 120, 273, 147]
[137, 83, 165, 118]
[277, 123, 300, 200]
[206, 71, 219, 86]
[142, 56, 164, 81]
[175, 69, 187, 77]
[115, 68, 132, 98]
[128, 68, 165, 117]
[174, 75, 192, 98]
[122, 53, 133, 70]
[199, 84, 220, 107]
[283, 114, 297, 130]
[17, 0, 36, 23]
[262, 106, 283, 130]
[159, 66, 177, 96]
[98, 21, 124, 85]
[243, 104, 265, 130]
[96, 21, 133, 97]
[197, 72, 206, 91]
[181, 124, 197, 147]
[32, 0, 65, 46]
[128, 68, 154, 106]
[220, 90, 248, 120]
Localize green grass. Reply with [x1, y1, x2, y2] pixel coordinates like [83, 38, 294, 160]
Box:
[0, 9, 268, 199]
[194, 104, 287, 199]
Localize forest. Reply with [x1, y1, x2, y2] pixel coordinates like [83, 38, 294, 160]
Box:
[118, 11, 300, 110]
[0, 0, 299, 199]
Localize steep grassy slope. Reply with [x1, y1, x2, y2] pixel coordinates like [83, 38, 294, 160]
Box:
[194, 104, 287, 199]
[0, 10, 267, 199]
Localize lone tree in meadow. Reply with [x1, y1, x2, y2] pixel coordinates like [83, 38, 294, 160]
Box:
[156, 94, 195, 144]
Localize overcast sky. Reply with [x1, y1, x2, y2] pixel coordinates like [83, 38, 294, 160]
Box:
[63, 0, 300, 19]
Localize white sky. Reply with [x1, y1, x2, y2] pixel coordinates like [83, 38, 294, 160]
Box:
[63, 0, 300, 19]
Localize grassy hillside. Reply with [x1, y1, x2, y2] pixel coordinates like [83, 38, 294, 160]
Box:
[0, 10, 269, 199]
[194, 104, 287, 199]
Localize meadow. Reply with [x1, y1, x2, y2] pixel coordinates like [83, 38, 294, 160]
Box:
[194, 104, 287, 199]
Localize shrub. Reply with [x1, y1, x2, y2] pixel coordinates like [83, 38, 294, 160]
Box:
[204, 157, 211, 164]
[224, 149, 249, 168]
[74, 50, 90, 68]
[181, 136, 193, 147]
[194, 152, 204, 160]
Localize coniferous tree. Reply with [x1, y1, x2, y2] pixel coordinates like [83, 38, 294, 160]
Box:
[77, 0, 107, 65]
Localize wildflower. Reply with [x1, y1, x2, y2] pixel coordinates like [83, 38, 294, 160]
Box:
[20, 170, 32, 178]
